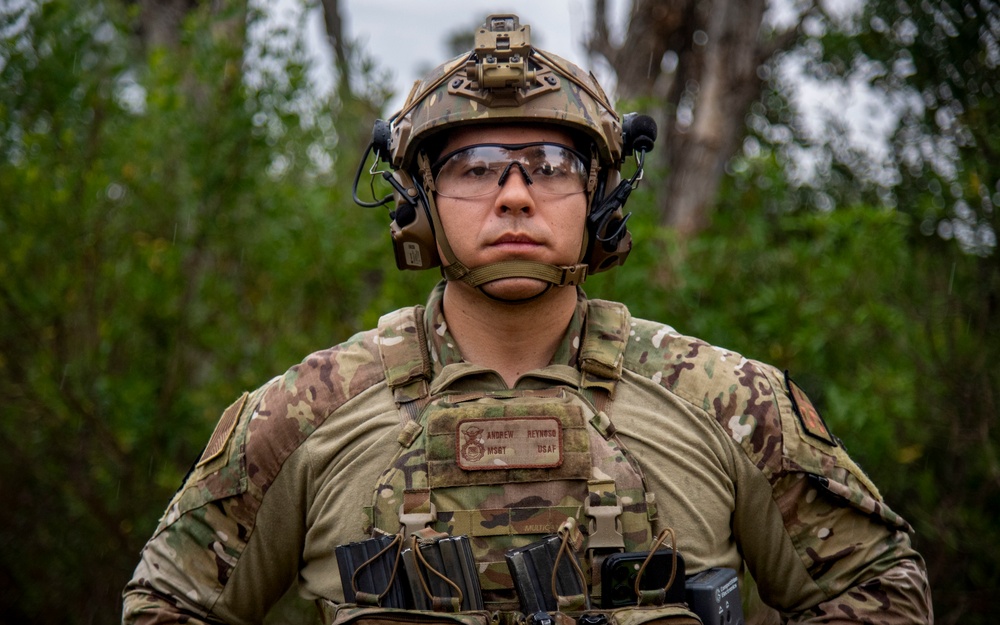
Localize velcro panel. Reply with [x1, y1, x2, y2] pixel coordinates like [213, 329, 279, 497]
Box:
[455, 416, 563, 470]
[426, 403, 590, 487]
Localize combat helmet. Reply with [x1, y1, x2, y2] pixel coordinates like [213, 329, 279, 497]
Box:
[353, 14, 656, 299]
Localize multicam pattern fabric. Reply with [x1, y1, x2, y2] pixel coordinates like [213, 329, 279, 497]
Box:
[123, 327, 392, 623]
[122, 284, 932, 624]
[389, 48, 622, 171]
[621, 315, 932, 623]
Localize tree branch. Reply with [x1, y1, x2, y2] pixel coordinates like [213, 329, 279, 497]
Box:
[319, 0, 353, 96]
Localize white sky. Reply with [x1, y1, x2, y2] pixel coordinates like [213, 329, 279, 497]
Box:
[303, 0, 625, 112]
[262, 0, 899, 185]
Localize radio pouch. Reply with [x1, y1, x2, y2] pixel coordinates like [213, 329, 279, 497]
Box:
[512, 520, 702, 625]
[598, 529, 700, 624]
[530, 528, 702, 625]
[579, 528, 700, 625]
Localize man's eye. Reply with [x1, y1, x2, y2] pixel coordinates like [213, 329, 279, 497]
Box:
[455, 161, 498, 178]
[534, 162, 563, 177]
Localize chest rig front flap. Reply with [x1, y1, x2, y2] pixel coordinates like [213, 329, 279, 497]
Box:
[370, 300, 656, 610]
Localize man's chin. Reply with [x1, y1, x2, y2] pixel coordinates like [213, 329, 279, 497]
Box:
[479, 277, 551, 303]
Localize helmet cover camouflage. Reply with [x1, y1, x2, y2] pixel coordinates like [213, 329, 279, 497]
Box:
[387, 15, 624, 172]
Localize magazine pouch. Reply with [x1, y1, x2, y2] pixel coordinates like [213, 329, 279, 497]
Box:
[324, 529, 499, 625]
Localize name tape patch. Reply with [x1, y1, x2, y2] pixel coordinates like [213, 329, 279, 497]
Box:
[456, 417, 563, 470]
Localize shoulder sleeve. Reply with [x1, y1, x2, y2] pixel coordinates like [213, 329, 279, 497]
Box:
[623, 319, 932, 622]
[748, 365, 932, 622]
[122, 330, 386, 624]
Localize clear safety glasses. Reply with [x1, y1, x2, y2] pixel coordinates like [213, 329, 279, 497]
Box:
[432, 142, 590, 199]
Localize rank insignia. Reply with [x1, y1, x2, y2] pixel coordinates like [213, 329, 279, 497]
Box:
[785, 372, 837, 446]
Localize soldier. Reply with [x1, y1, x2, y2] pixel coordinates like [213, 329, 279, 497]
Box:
[123, 13, 932, 625]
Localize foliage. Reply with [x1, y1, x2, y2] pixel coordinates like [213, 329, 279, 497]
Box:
[592, 155, 921, 471]
[0, 0, 432, 622]
[1, 0, 997, 624]
[742, 2, 1000, 622]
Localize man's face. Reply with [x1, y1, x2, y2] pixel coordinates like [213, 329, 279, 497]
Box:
[434, 124, 588, 302]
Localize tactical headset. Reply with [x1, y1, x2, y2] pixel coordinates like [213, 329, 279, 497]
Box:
[352, 14, 656, 300]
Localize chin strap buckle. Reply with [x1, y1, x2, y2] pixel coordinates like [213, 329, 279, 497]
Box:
[559, 264, 588, 286]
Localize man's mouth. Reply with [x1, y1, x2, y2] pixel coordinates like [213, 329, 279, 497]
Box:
[491, 233, 541, 247]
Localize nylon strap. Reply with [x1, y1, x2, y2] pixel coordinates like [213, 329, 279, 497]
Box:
[575, 299, 636, 596]
[578, 299, 628, 410]
[443, 259, 589, 288]
[377, 306, 432, 446]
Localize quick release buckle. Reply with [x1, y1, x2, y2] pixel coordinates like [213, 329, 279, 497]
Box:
[584, 498, 625, 550]
[398, 502, 437, 537]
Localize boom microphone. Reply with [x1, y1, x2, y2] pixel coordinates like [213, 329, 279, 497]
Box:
[623, 113, 657, 155]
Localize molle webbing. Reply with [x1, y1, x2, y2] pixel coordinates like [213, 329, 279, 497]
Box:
[577, 298, 629, 411]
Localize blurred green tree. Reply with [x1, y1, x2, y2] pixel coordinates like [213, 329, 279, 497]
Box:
[3, 0, 997, 623]
[709, 1, 999, 621]
[0, 0, 432, 622]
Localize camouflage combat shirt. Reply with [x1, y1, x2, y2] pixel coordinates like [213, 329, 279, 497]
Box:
[122, 283, 933, 624]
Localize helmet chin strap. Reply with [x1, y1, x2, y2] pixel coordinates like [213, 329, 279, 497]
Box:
[442, 259, 588, 287]
[442, 259, 589, 302]
[418, 152, 590, 303]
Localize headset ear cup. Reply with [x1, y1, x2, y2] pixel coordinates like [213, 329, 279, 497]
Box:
[389, 170, 441, 271]
[586, 209, 632, 273]
[585, 171, 633, 274]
